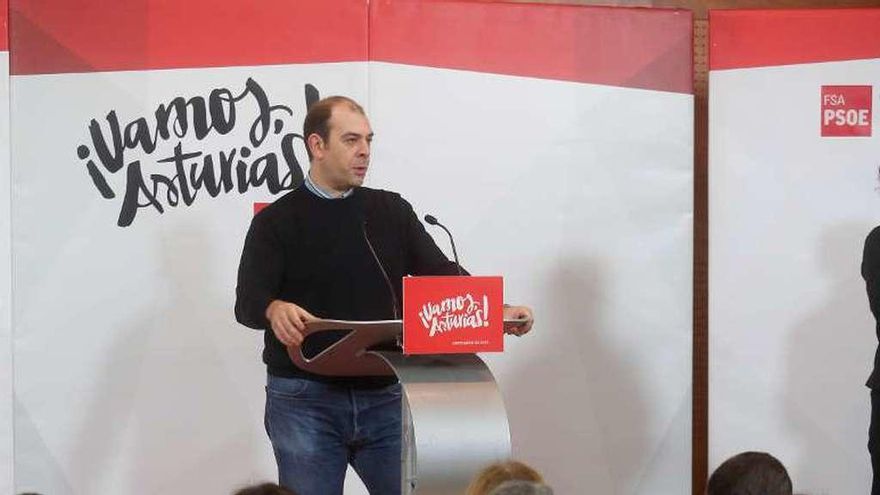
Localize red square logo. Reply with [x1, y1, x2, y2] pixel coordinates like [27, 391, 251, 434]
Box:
[821, 85, 872, 137]
[403, 276, 503, 355]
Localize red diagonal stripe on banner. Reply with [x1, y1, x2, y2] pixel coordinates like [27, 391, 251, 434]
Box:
[370, 1, 693, 94]
[0, 0, 7, 51]
[710, 8, 880, 70]
[10, 0, 367, 75]
[9, 0, 693, 94]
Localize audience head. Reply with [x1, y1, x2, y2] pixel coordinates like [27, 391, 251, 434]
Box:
[707, 451, 792, 495]
[467, 460, 546, 495]
[488, 480, 554, 495]
[232, 482, 298, 495]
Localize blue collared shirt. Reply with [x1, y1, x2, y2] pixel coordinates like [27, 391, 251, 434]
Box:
[304, 171, 353, 199]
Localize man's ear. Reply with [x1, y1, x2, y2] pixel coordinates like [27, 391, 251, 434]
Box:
[307, 133, 324, 159]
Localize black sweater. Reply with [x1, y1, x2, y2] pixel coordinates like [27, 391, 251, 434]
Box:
[235, 186, 463, 383]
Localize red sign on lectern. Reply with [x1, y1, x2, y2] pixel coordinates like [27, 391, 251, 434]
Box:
[402, 276, 503, 355]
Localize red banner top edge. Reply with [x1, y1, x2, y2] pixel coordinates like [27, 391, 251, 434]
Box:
[9, 0, 368, 75]
[710, 8, 880, 71]
[8, 0, 692, 94]
[371, 1, 693, 94]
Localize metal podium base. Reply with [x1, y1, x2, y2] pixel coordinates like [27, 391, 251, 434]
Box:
[372, 352, 511, 495]
[290, 320, 514, 494]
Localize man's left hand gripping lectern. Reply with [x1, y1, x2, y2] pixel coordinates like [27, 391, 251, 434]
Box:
[287, 319, 512, 495]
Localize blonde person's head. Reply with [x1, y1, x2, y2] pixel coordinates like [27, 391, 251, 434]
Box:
[466, 460, 544, 495]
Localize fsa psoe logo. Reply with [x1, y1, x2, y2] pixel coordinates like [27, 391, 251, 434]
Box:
[821, 85, 872, 137]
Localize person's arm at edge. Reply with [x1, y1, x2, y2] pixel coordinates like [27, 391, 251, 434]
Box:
[863, 226, 880, 318]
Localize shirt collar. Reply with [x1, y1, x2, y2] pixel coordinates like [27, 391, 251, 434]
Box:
[304, 171, 353, 199]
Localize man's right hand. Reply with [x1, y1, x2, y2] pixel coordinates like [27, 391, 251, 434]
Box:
[265, 300, 318, 347]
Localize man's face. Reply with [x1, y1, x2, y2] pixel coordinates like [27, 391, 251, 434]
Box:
[312, 105, 373, 192]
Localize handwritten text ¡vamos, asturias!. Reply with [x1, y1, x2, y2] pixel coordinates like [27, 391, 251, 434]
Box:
[76, 78, 313, 227]
[418, 293, 490, 337]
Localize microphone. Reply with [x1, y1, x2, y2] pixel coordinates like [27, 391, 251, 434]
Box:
[424, 214, 463, 276]
[361, 220, 401, 319]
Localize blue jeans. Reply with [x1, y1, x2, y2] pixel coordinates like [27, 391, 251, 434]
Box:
[265, 374, 402, 495]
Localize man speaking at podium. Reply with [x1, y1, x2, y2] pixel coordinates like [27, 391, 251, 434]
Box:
[235, 96, 534, 495]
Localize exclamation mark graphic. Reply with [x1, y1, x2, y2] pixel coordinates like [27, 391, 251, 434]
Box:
[483, 295, 489, 327]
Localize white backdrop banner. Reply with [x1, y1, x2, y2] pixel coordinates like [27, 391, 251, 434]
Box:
[10, 1, 692, 493]
[709, 9, 880, 494]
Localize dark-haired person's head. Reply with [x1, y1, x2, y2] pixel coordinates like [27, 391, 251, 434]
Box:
[301, 96, 372, 195]
[707, 451, 792, 495]
[232, 482, 298, 495]
[303, 96, 366, 156]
